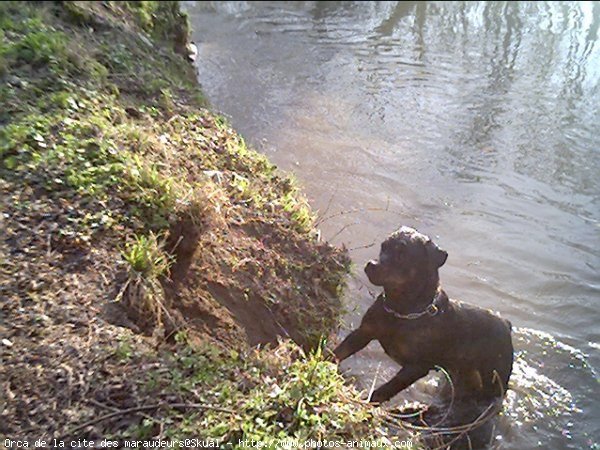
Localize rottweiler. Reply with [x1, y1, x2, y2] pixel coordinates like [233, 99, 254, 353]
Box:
[334, 226, 513, 404]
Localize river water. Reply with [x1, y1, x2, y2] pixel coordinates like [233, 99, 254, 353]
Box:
[184, 2, 599, 448]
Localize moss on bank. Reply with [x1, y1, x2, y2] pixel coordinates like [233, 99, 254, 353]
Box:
[0, 1, 413, 445]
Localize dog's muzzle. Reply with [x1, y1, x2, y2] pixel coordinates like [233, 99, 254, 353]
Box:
[365, 260, 385, 285]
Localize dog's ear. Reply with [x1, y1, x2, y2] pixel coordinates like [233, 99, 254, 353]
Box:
[426, 240, 448, 268]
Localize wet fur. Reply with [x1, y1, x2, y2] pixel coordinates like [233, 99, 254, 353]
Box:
[334, 226, 514, 404]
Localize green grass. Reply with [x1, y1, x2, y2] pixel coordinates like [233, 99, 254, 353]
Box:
[9, 28, 66, 66]
[122, 232, 172, 277]
[280, 190, 315, 233]
[134, 339, 386, 445]
[120, 232, 173, 330]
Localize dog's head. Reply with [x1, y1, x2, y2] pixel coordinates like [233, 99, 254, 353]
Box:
[364, 226, 448, 288]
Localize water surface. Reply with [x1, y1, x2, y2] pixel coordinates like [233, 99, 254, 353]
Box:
[184, 2, 599, 448]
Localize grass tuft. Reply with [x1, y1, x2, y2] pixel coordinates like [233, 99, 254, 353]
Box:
[123, 232, 172, 278]
[120, 232, 173, 331]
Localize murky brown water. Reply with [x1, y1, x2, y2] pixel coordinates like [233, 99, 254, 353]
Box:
[184, 1, 599, 448]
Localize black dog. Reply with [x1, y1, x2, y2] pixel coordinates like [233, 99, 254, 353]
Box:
[334, 226, 513, 404]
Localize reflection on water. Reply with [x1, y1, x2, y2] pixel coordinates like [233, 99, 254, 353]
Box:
[184, 1, 599, 448]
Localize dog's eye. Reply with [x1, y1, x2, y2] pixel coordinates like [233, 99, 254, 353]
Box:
[393, 242, 406, 252]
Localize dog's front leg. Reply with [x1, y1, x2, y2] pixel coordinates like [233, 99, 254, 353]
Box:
[333, 328, 373, 362]
[370, 365, 431, 403]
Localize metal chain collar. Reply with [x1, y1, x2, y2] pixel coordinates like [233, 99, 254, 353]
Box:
[382, 292, 442, 320]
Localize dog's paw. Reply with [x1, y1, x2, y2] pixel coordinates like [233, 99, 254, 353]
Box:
[370, 388, 391, 404]
[323, 347, 339, 363]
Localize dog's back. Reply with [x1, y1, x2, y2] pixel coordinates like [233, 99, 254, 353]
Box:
[442, 299, 514, 398]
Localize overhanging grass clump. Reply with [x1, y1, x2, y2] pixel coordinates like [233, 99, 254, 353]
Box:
[123, 233, 172, 278]
[0, 0, 396, 443]
[120, 232, 172, 330]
